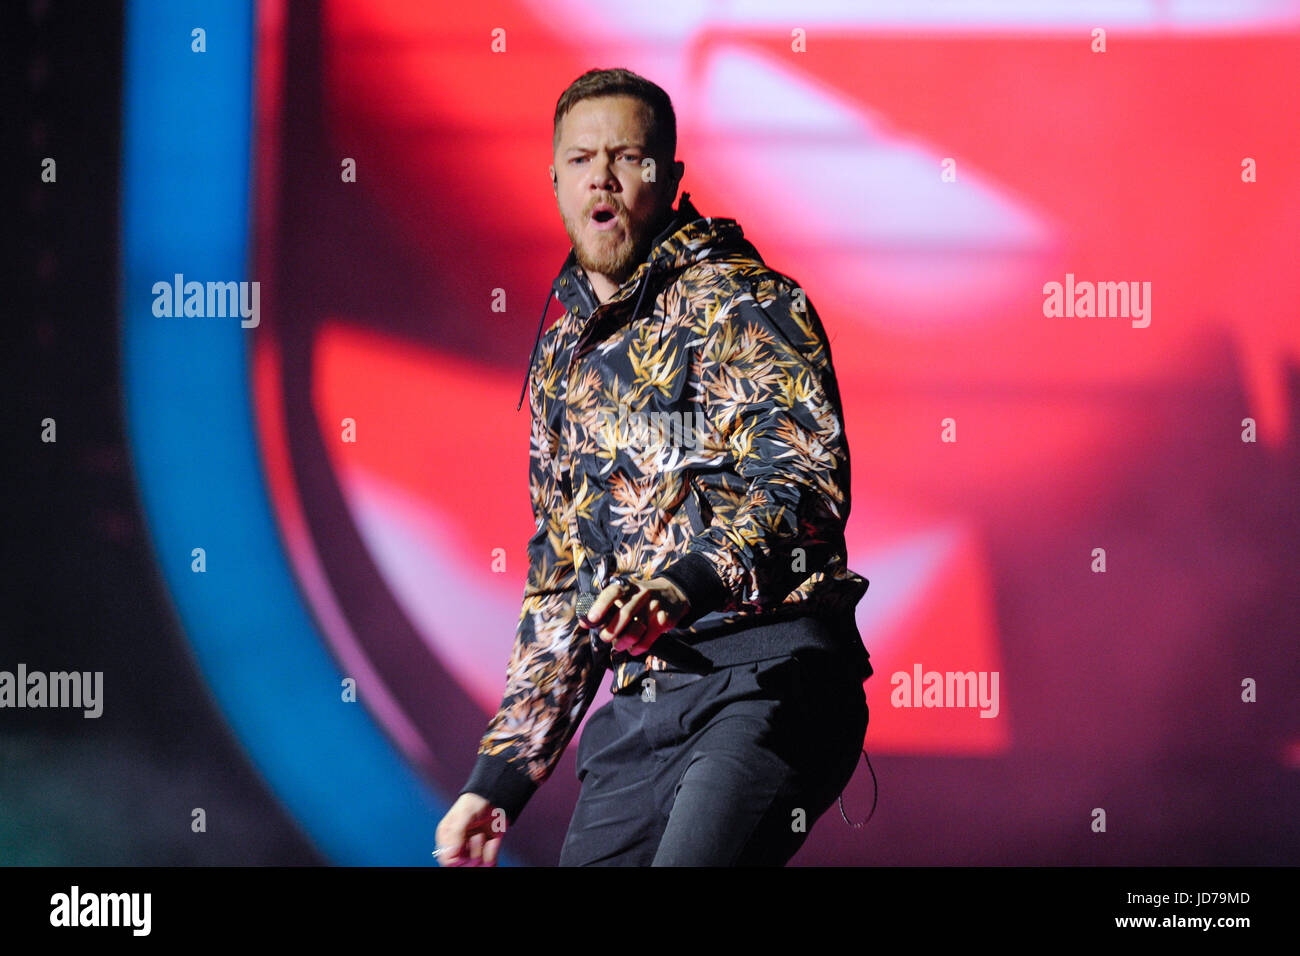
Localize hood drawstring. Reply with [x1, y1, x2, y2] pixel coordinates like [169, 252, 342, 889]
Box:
[517, 285, 556, 411]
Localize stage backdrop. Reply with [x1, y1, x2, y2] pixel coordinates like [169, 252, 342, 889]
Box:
[118, 0, 1300, 865]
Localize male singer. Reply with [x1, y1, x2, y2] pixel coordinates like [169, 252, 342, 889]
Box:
[435, 68, 873, 866]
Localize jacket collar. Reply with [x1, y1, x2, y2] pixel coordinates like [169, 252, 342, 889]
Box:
[516, 193, 753, 410]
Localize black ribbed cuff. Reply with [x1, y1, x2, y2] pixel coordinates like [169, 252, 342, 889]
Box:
[658, 551, 732, 623]
[457, 753, 538, 826]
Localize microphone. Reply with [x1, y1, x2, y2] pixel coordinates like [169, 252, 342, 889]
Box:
[573, 591, 597, 625]
[575, 590, 711, 673]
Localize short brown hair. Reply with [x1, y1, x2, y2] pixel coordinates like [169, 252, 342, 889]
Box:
[552, 68, 677, 160]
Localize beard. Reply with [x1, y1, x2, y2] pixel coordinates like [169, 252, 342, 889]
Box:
[562, 198, 666, 287]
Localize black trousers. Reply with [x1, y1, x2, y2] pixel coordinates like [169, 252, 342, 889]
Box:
[557, 646, 869, 866]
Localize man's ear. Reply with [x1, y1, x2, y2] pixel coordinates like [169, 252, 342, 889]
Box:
[549, 164, 558, 195]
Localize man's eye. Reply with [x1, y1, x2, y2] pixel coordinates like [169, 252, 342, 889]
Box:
[570, 157, 587, 164]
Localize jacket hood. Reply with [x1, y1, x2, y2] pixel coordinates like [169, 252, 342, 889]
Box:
[516, 192, 761, 410]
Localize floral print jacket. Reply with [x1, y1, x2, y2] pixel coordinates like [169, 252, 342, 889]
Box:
[458, 193, 870, 822]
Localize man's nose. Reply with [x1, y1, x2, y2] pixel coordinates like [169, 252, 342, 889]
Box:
[588, 154, 618, 190]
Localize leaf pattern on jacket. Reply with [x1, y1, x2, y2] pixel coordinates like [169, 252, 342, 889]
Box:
[473, 211, 868, 791]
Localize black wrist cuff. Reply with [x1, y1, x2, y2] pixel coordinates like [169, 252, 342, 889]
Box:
[457, 753, 538, 826]
[659, 551, 732, 623]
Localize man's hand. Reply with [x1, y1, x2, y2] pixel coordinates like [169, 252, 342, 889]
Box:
[435, 793, 506, 866]
[582, 575, 691, 656]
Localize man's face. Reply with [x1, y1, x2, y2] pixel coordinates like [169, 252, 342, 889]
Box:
[551, 95, 681, 288]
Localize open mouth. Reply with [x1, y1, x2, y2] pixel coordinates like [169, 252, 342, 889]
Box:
[589, 203, 619, 228]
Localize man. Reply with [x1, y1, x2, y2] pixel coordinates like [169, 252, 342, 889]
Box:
[435, 68, 872, 866]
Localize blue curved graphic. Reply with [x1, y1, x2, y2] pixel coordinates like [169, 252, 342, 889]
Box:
[117, 0, 498, 866]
